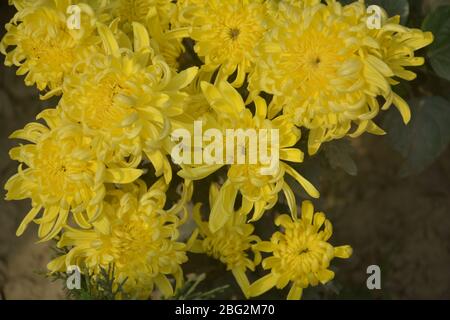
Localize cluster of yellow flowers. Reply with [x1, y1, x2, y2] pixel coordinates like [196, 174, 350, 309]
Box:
[2, 0, 432, 299]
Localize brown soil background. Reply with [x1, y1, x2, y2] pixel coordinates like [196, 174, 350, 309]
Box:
[0, 1, 449, 299]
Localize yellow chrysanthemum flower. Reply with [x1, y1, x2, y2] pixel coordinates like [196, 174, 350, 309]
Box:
[180, 0, 267, 86]
[178, 81, 319, 232]
[188, 183, 261, 297]
[0, 0, 99, 92]
[249, 200, 352, 300]
[367, 11, 434, 120]
[60, 22, 198, 183]
[48, 179, 189, 299]
[249, 0, 433, 154]
[4, 109, 143, 241]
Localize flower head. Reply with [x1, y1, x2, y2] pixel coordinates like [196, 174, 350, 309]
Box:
[182, 0, 267, 86]
[0, 0, 98, 92]
[177, 81, 319, 231]
[60, 23, 198, 182]
[250, 0, 433, 154]
[4, 109, 143, 241]
[48, 179, 188, 299]
[189, 183, 261, 297]
[249, 200, 352, 300]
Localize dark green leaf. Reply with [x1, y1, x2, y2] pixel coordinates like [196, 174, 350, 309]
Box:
[422, 5, 450, 81]
[322, 139, 358, 176]
[383, 96, 450, 176]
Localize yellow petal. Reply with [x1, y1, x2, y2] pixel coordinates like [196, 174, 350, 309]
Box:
[274, 214, 292, 227]
[249, 273, 278, 297]
[38, 207, 69, 242]
[284, 164, 320, 198]
[232, 268, 250, 298]
[280, 148, 304, 163]
[178, 164, 223, 180]
[104, 168, 143, 184]
[313, 211, 326, 229]
[366, 55, 394, 77]
[316, 269, 335, 284]
[218, 80, 244, 112]
[308, 127, 324, 155]
[47, 255, 67, 273]
[166, 67, 198, 91]
[200, 81, 221, 104]
[209, 182, 237, 232]
[254, 241, 274, 253]
[367, 121, 386, 135]
[393, 93, 411, 124]
[132, 22, 150, 52]
[334, 245, 353, 259]
[301, 200, 314, 224]
[287, 284, 303, 300]
[282, 183, 297, 220]
[254, 96, 267, 119]
[154, 274, 174, 298]
[34, 206, 60, 225]
[231, 63, 246, 87]
[249, 200, 266, 222]
[16, 205, 42, 236]
[97, 23, 120, 57]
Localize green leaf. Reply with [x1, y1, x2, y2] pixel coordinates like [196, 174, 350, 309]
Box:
[366, 0, 410, 24]
[423, 5, 450, 81]
[322, 139, 358, 176]
[383, 96, 450, 176]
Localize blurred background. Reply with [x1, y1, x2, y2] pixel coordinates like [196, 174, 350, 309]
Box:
[0, 0, 449, 299]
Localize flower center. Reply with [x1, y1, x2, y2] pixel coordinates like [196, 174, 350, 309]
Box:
[229, 28, 240, 41]
[311, 57, 321, 67]
[82, 78, 133, 130]
[280, 27, 348, 96]
[35, 139, 88, 196]
[298, 247, 310, 255]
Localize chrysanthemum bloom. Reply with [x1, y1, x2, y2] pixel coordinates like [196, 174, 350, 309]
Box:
[0, 0, 99, 93]
[367, 9, 434, 123]
[48, 179, 189, 299]
[60, 23, 197, 183]
[188, 184, 262, 297]
[4, 109, 143, 241]
[249, 0, 433, 154]
[179, 0, 267, 86]
[249, 200, 352, 300]
[178, 81, 319, 231]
